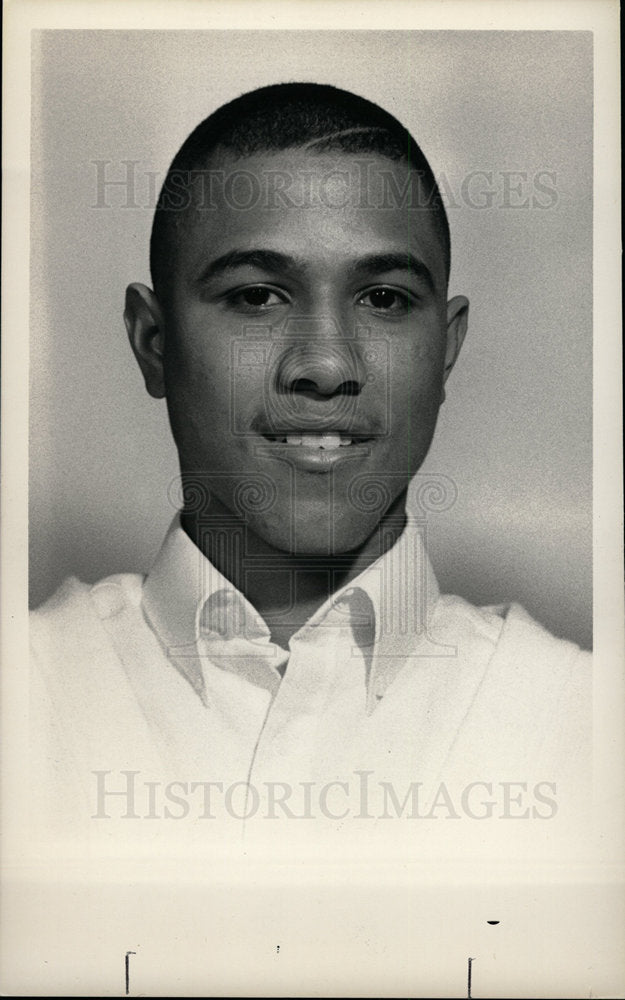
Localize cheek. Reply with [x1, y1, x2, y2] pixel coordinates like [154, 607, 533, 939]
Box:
[164, 327, 230, 405]
[162, 345, 227, 459]
[388, 332, 446, 414]
[382, 332, 446, 473]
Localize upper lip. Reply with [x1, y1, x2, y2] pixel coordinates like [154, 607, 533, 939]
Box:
[252, 417, 380, 438]
[259, 427, 377, 439]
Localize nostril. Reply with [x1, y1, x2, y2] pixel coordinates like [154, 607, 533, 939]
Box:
[291, 378, 318, 394]
[290, 378, 362, 396]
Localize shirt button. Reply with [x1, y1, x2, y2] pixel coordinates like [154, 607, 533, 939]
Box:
[91, 582, 126, 619]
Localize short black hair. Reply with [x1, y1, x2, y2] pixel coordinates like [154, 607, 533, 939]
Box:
[150, 82, 451, 301]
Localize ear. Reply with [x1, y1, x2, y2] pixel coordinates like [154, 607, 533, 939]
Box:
[440, 295, 469, 402]
[124, 283, 167, 399]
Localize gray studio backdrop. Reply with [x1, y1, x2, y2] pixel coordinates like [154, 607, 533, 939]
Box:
[30, 30, 592, 648]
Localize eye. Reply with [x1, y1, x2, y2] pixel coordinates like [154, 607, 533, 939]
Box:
[356, 286, 414, 314]
[226, 285, 288, 311]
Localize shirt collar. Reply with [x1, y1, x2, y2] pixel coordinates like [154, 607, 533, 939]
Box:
[142, 512, 440, 708]
[141, 514, 270, 657]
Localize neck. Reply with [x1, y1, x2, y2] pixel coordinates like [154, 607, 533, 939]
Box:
[180, 494, 408, 648]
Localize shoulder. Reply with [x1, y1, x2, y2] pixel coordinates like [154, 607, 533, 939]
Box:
[485, 600, 590, 670]
[429, 596, 591, 804]
[31, 572, 145, 629]
[30, 573, 166, 751]
[433, 592, 590, 672]
[29, 574, 167, 837]
[429, 593, 591, 748]
[30, 572, 147, 680]
[435, 594, 591, 763]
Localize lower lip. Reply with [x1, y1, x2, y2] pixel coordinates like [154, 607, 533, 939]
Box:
[258, 440, 374, 473]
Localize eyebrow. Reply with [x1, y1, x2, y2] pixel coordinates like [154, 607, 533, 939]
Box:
[197, 249, 302, 283]
[353, 253, 435, 292]
[197, 247, 435, 292]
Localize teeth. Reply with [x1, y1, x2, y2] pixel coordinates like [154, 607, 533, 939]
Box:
[302, 433, 341, 449]
[282, 433, 350, 448]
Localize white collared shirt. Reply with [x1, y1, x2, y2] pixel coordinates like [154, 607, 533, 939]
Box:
[30, 513, 591, 850]
[139, 514, 449, 792]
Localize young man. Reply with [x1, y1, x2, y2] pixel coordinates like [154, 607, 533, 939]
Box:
[31, 84, 590, 841]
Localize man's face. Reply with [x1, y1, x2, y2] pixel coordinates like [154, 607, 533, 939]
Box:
[127, 150, 467, 555]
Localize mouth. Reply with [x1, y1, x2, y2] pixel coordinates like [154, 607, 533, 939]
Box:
[261, 432, 372, 449]
[257, 429, 376, 473]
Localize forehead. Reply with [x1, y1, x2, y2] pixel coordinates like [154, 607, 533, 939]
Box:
[174, 149, 447, 290]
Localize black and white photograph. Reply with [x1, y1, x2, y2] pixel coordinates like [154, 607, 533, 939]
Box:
[2, 0, 623, 996]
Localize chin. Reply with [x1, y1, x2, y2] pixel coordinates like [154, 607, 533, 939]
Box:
[253, 509, 383, 558]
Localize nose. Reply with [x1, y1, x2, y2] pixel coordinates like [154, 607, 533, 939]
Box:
[275, 317, 366, 399]
[277, 349, 363, 398]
